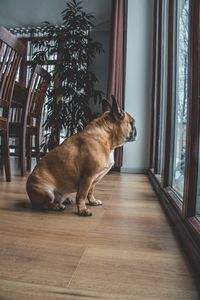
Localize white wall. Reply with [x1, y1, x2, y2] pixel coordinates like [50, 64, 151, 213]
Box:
[122, 0, 154, 173]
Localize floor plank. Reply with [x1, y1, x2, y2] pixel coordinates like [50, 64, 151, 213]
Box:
[0, 164, 200, 299]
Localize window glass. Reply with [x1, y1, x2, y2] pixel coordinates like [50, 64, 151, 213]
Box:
[151, 0, 160, 170]
[157, 0, 169, 178]
[171, 0, 189, 197]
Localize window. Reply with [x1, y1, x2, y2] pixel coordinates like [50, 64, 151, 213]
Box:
[151, 0, 168, 181]
[149, 0, 200, 274]
[171, 0, 189, 197]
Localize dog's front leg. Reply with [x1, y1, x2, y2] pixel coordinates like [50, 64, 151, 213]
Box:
[76, 176, 93, 216]
[87, 186, 102, 206]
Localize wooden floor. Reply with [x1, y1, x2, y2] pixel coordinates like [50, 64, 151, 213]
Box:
[0, 163, 200, 299]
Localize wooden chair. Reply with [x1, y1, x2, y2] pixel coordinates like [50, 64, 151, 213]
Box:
[26, 65, 51, 171]
[9, 65, 51, 174]
[0, 26, 25, 181]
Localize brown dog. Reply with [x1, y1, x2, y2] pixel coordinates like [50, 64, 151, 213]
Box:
[26, 96, 137, 216]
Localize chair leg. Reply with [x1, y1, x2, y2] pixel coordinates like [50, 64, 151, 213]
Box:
[35, 133, 40, 163]
[19, 131, 25, 176]
[18, 141, 21, 168]
[2, 130, 11, 182]
[26, 134, 31, 171]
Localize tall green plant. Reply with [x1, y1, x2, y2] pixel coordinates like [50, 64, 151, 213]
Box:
[31, 0, 104, 151]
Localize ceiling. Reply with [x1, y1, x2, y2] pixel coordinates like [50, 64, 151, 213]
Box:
[0, 0, 112, 28]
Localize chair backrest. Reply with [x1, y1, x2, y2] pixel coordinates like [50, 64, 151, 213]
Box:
[0, 26, 25, 119]
[27, 65, 51, 127]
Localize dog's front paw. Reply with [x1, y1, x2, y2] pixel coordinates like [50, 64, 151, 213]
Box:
[78, 208, 93, 217]
[88, 199, 102, 206]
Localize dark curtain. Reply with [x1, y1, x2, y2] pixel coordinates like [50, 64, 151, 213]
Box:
[107, 0, 126, 169]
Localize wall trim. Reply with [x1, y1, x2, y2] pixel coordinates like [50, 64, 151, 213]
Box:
[120, 167, 147, 174]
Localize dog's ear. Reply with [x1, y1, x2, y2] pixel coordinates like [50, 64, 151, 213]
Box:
[102, 98, 112, 112]
[111, 95, 120, 113]
[111, 95, 125, 121]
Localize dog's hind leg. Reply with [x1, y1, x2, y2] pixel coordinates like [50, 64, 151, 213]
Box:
[53, 191, 67, 210]
[28, 189, 53, 210]
[29, 189, 65, 211]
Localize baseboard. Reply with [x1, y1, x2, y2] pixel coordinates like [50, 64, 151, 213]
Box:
[120, 167, 147, 174]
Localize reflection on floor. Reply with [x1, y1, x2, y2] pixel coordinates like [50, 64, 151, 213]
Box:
[0, 158, 200, 299]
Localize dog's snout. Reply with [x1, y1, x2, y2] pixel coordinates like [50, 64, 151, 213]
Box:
[133, 125, 137, 139]
[131, 120, 137, 141]
[126, 121, 137, 143]
[131, 125, 137, 141]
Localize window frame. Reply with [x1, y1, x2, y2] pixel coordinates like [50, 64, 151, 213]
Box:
[149, 0, 200, 275]
[182, 0, 200, 219]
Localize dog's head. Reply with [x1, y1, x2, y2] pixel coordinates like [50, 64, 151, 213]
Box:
[102, 95, 137, 147]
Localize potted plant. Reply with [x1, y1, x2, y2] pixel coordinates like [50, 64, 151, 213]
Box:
[31, 0, 104, 151]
